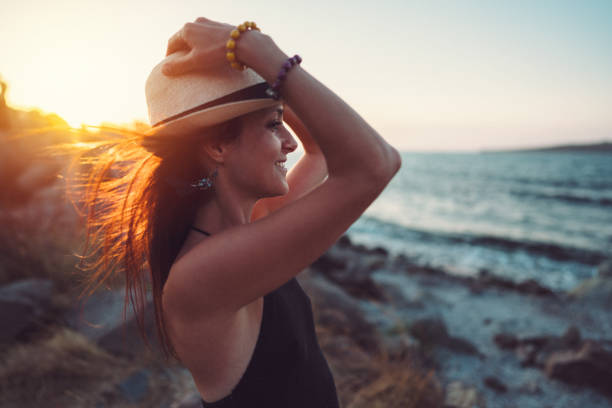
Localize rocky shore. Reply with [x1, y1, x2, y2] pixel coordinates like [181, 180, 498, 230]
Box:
[306, 235, 612, 408]
[2, 233, 612, 407]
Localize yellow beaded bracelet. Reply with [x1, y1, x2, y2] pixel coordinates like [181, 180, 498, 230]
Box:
[226, 21, 260, 71]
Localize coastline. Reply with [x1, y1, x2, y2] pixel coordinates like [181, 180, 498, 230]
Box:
[302, 234, 612, 408]
[478, 141, 612, 154]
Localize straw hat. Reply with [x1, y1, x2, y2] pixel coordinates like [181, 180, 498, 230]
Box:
[144, 50, 278, 138]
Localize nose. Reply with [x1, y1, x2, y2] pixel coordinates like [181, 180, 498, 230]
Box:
[281, 127, 298, 153]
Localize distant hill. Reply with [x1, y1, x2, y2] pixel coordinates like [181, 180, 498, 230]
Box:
[481, 141, 612, 154]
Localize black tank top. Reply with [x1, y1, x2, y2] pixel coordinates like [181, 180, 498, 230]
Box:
[200, 277, 340, 408]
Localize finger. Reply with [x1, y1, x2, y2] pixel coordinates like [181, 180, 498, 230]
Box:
[194, 17, 209, 23]
[162, 49, 197, 76]
[166, 29, 190, 57]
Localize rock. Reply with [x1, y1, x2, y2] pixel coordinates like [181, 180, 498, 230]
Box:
[373, 279, 425, 309]
[336, 234, 352, 248]
[172, 392, 202, 408]
[371, 246, 389, 256]
[333, 234, 389, 256]
[318, 333, 373, 370]
[311, 246, 387, 302]
[444, 381, 486, 408]
[391, 253, 418, 269]
[446, 337, 482, 357]
[515, 279, 555, 296]
[477, 270, 515, 291]
[518, 380, 542, 395]
[0, 278, 54, 343]
[380, 333, 414, 360]
[545, 340, 612, 397]
[471, 270, 556, 297]
[337, 253, 388, 301]
[598, 260, 612, 278]
[515, 343, 538, 367]
[409, 318, 448, 345]
[569, 276, 612, 307]
[409, 317, 481, 357]
[359, 254, 387, 273]
[311, 247, 349, 272]
[560, 326, 581, 348]
[505, 329, 585, 368]
[493, 333, 519, 350]
[516, 335, 562, 368]
[298, 271, 382, 354]
[483, 376, 507, 393]
[342, 277, 387, 301]
[353, 243, 368, 253]
[500, 328, 612, 397]
[64, 286, 160, 356]
[118, 369, 150, 402]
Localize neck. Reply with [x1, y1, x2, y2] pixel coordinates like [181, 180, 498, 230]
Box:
[192, 184, 257, 234]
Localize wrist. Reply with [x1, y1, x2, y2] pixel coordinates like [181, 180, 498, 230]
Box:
[236, 31, 288, 84]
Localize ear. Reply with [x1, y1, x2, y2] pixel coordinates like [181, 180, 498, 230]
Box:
[196, 118, 243, 166]
[199, 133, 236, 165]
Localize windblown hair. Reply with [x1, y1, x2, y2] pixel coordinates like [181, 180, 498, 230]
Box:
[68, 118, 242, 360]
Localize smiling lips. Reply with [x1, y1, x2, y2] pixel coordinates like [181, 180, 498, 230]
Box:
[274, 160, 287, 172]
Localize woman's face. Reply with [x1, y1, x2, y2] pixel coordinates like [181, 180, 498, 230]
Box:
[223, 105, 298, 198]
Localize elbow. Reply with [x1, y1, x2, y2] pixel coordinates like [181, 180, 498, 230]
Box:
[388, 146, 402, 175]
[330, 142, 401, 189]
[371, 145, 402, 184]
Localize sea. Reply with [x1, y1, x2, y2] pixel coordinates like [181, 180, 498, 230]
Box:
[295, 151, 612, 292]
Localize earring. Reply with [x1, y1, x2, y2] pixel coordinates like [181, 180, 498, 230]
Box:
[191, 167, 218, 191]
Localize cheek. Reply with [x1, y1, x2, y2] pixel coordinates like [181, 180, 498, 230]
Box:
[255, 136, 282, 166]
[228, 145, 274, 181]
[227, 130, 282, 186]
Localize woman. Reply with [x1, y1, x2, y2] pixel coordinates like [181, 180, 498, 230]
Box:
[77, 17, 400, 407]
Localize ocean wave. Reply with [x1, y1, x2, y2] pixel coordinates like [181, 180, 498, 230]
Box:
[493, 175, 612, 191]
[509, 190, 612, 208]
[355, 216, 607, 266]
[456, 234, 606, 266]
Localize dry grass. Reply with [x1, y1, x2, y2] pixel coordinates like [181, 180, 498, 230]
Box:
[0, 185, 82, 289]
[0, 327, 128, 407]
[317, 327, 444, 408]
[307, 272, 444, 408]
[0, 326, 196, 408]
[348, 359, 440, 408]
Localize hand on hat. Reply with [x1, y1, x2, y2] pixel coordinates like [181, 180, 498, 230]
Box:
[162, 17, 235, 76]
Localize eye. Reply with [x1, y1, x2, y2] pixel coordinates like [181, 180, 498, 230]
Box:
[267, 120, 283, 130]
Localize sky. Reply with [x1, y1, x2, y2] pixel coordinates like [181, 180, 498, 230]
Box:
[1, 0, 611, 152]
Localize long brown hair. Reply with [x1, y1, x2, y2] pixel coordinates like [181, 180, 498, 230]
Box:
[70, 118, 242, 360]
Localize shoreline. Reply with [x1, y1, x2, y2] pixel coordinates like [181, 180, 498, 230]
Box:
[347, 216, 606, 294]
[302, 234, 612, 407]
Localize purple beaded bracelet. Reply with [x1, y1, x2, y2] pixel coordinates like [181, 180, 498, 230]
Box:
[266, 55, 302, 100]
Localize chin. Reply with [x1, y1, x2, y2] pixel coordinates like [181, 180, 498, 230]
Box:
[270, 181, 289, 197]
[257, 183, 288, 199]
[271, 186, 289, 197]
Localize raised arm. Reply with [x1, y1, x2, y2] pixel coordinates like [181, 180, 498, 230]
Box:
[240, 34, 399, 182]
[162, 19, 401, 320]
